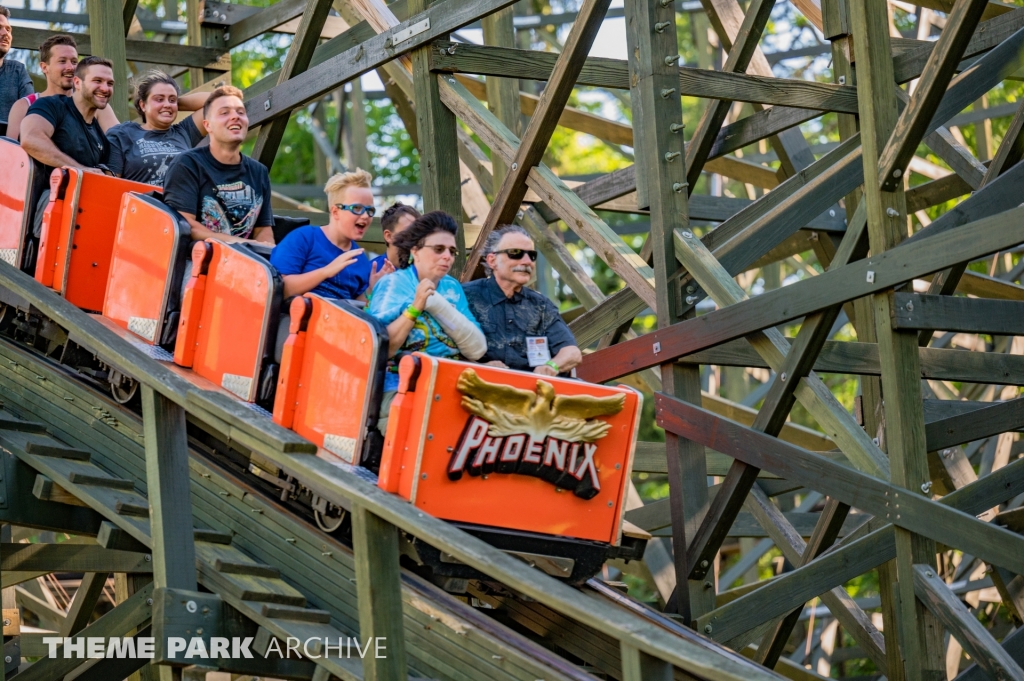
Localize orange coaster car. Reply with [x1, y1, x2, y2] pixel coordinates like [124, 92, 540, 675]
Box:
[378, 353, 646, 585]
[104, 192, 192, 347]
[0, 137, 34, 271]
[273, 293, 388, 466]
[175, 240, 283, 407]
[35, 169, 157, 312]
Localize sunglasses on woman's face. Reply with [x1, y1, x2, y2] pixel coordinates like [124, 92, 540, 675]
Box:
[420, 244, 458, 257]
[495, 248, 538, 262]
[336, 203, 376, 217]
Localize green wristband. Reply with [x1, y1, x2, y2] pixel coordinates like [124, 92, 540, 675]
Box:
[545, 360, 560, 372]
[404, 305, 422, 320]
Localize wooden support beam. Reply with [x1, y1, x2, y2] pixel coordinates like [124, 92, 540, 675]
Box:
[925, 396, 1024, 452]
[440, 78, 659, 308]
[0, 544, 152, 573]
[245, 0, 521, 130]
[620, 643, 673, 681]
[913, 565, 1024, 681]
[956, 626, 1024, 681]
[754, 498, 853, 667]
[60, 572, 108, 637]
[481, 6, 521, 187]
[569, 135, 865, 349]
[655, 394, 1024, 579]
[408, 4, 464, 270]
[623, 0, 705, 621]
[981, 97, 1024, 186]
[463, 0, 611, 277]
[685, 0, 776, 188]
[578, 203, 1024, 383]
[8, 26, 226, 70]
[351, 504, 406, 681]
[878, 0, 989, 190]
[428, 42, 860, 112]
[14, 583, 153, 681]
[891, 293, 1024, 335]
[695, 457, 1024, 644]
[673, 204, 872, 607]
[252, 0, 335, 169]
[892, 7, 1024, 83]
[851, 0, 943, 673]
[87, 0, 129, 122]
[142, 386, 197, 592]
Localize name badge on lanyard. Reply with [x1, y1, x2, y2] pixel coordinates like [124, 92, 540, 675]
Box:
[526, 336, 552, 367]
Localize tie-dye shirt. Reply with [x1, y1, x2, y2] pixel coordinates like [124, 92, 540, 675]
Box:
[367, 266, 481, 391]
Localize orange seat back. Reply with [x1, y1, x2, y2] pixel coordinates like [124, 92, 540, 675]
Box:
[104, 193, 191, 345]
[174, 240, 283, 402]
[0, 138, 33, 269]
[378, 354, 643, 545]
[273, 294, 387, 464]
[34, 169, 157, 312]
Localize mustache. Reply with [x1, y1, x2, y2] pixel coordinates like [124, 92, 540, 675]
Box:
[511, 265, 534, 273]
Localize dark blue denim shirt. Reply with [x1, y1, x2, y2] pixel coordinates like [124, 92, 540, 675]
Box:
[463, 276, 576, 372]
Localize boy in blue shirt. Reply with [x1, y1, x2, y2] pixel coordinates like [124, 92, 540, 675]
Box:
[270, 168, 392, 300]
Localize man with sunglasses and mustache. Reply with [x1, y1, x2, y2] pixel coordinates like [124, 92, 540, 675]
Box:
[463, 225, 582, 377]
[270, 168, 392, 301]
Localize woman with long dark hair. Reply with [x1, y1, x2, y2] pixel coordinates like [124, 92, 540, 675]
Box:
[368, 211, 486, 431]
[106, 70, 210, 186]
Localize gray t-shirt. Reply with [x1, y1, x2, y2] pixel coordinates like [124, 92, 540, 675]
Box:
[0, 59, 34, 126]
[106, 118, 204, 187]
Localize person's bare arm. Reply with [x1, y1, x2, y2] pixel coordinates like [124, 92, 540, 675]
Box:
[385, 278, 435, 357]
[534, 345, 582, 376]
[97, 105, 119, 132]
[179, 212, 248, 244]
[178, 91, 212, 134]
[6, 99, 29, 141]
[252, 226, 274, 244]
[280, 249, 365, 298]
[21, 114, 81, 168]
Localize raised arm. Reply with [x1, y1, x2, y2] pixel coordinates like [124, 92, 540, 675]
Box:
[385, 278, 435, 357]
[96, 105, 119, 132]
[21, 114, 83, 169]
[177, 90, 212, 133]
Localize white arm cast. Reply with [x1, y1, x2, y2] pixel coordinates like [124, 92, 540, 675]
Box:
[423, 293, 487, 361]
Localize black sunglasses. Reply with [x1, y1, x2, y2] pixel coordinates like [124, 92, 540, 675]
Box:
[494, 248, 538, 262]
[419, 244, 458, 257]
[336, 203, 376, 217]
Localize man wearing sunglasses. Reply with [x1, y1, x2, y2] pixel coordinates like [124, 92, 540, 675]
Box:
[463, 225, 582, 377]
[270, 169, 393, 300]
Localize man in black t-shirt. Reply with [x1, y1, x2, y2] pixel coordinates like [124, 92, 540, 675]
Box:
[163, 85, 273, 244]
[20, 55, 113, 238]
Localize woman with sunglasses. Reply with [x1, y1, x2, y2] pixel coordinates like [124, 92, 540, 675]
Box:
[271, 169, 393, 300]
[368, 211, 486, 433]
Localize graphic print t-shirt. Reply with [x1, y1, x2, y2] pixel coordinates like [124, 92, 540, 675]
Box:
[163, 147, 273, 239]
[106, 118, 204, 186]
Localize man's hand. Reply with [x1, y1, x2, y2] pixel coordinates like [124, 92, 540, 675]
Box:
[368, 258, 395, 291]
[323, 248, 365, 278]
[534, 364, 558, 377]
[485, 360, 507, 368]
[412, 278, 436, 310]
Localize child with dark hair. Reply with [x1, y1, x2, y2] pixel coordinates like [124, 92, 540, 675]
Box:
[369, 201, 420, 273]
